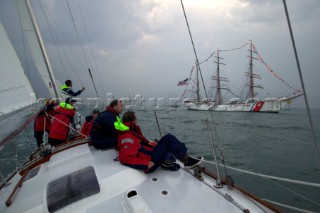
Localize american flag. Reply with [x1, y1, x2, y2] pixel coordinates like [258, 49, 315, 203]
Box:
[177, 78, 188, 86]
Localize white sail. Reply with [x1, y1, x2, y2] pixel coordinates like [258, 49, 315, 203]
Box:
[17, 0, 59, 98]
[0, 22, 36, 116]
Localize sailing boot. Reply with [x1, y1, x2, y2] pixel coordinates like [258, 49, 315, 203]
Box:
[160, 161, 180, 171]
[182, 154, 203, 169]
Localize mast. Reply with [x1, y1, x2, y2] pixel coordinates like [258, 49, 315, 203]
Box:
[212, 49, 228, 105]
[249, 42, 254, 98]
[245, 40, 262, 99]
[196, 60, 200, 101]
[25, 0, 60, 98]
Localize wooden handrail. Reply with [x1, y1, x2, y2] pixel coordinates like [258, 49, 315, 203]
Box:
[19, 138, 90, 175]
[5, 169, 29, 207]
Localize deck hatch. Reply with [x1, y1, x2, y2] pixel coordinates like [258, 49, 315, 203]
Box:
[46, 166, 100, 212]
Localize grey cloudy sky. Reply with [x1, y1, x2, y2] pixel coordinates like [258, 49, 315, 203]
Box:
[1, 0, 319, 108]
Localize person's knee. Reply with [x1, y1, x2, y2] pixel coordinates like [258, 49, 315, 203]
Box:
[163, 133, 174, 140]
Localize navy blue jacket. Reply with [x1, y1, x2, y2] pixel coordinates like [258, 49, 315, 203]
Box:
[62, 87, 83, 97]
[90, 108, 118, 140]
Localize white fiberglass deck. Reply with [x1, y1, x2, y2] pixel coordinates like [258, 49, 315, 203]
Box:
[0, 144, 274, 213]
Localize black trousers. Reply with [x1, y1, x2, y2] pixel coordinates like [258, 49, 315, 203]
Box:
[48, 138, 65, 147]
[34, 131, 50, 148]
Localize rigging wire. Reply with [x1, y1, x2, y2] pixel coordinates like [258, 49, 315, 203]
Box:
[40, 1, 90, 98]
[282, 0, 320, 168]
[252, 64, 287, 98]
[76, 0, 107, 99]
[39, 2, 71, 80]
[180, 0, 227, 176]
[65, 0, 97, 99]
[16, 0, 30, 80]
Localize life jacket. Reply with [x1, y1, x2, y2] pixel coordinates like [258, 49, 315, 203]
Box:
[48, 102, 75, 141]
[80, 116, 94, 138]
[60, 84, 72, 98]
[61, 84, 83, 98]
[114, 116, 129, 132]
[117, 122, 154, 171]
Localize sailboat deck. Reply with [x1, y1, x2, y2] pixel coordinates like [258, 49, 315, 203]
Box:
[0, 144, 274, 213]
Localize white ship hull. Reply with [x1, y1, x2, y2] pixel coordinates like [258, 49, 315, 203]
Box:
[214, 100, 280, 113]
[183, 101, 215, 111]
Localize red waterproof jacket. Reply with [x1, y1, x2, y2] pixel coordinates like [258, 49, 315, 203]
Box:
[118, 122, 155, 171]
[49, 105, 75, 140]
[34, 110, 55, 132]
[80, 116, 94, 138]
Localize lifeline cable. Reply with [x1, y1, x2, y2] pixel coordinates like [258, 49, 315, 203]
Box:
[264, 199, 318, 213]
[195, 156, 320, 188]
[283, 0, 320, 168]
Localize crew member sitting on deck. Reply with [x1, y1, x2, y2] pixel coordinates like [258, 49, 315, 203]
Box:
[90, 100, 124, 149]
[34, 100, 57, 148]
[80, 109, 100, 138]
[48, 98, 76, 147]
[61, 79, 85, 98]
[117, 111, 203, 173]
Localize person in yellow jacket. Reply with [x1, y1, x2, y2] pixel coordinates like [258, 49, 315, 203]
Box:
[61, 80, 85, 98]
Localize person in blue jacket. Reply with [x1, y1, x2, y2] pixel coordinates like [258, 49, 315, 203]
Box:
[61, 80, 85, 98]
[90, 100, 124, 149]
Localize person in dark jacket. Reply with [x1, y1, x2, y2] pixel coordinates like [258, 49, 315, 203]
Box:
[90, 100, 124, 149]
[48, 98, 76, 147]
[61, 79, 85, 98]
[80, 109, 100, 138]
[34, 100, 56, 147]
[117, 111, 203, 173]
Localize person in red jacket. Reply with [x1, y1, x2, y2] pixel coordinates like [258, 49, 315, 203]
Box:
[117, 111, 203, 173]
[34, 100, 56, 148]
[48, 98, 76, 147]
[80, 109, 100, 138]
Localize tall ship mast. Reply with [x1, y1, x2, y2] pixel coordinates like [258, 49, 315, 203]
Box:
[182, 61, 214, 111]
[212, 49, 228, 105]
[245, 41, 263, 100]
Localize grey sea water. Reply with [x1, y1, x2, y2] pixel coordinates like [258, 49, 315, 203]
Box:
[1, 108, 319, 212]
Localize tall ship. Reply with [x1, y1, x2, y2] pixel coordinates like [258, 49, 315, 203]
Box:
[211, 41, 303, 113]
